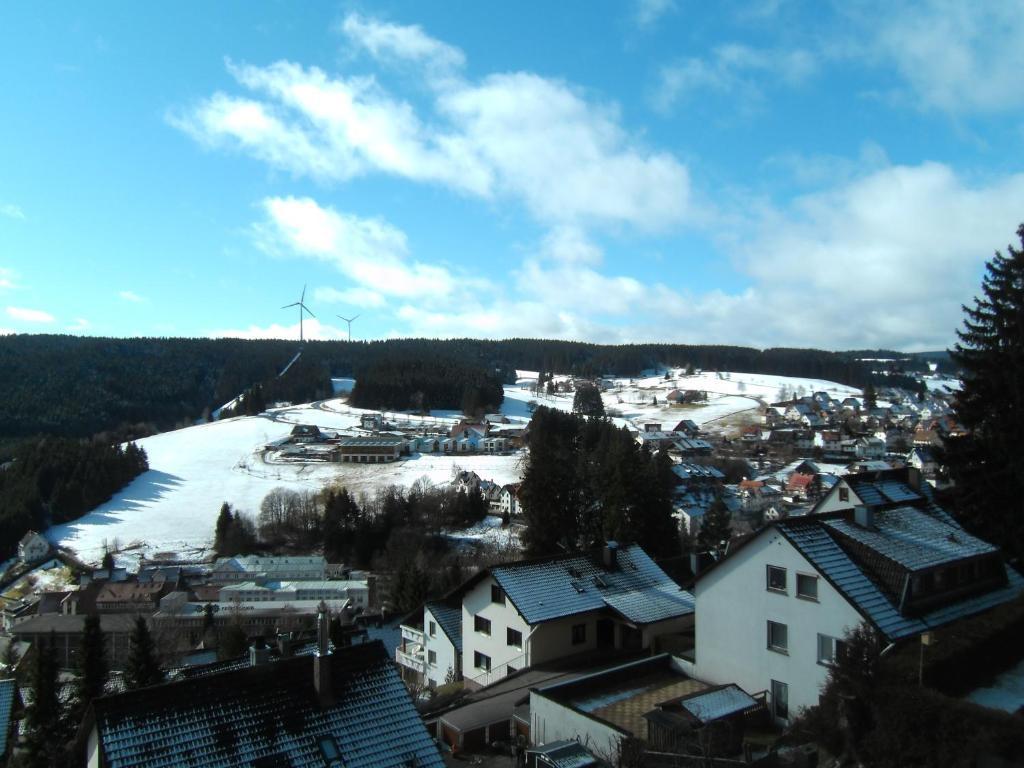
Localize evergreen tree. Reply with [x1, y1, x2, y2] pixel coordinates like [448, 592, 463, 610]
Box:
[124, 617, 163, 690]
[945, 224, 1024, 559]
[572, 383, 605, 418]
[863, 381, 877, 410]
[101, 549, 115, 571]
[72, 613, 107, 722]
[697, 496, 732, 556]
[24, 633, 67, 767]
[218, 624, 249, 660]
[214, 502, 233, 554]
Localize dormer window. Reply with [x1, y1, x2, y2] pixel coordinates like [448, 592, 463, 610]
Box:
[491, 584, 505, 605]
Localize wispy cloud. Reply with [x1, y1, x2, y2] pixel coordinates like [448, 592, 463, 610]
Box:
[67, 318, 90, 332]
[634, 0, 676, 28]
[172, 14, 691, 232]
[314, 286, 387, 309]
[864, 0, 1024, 113]
[653, 44, 817, 114]
[0, 267, 16, 290]
[256, 196, 461, 301]
[118, 290, 146, 303]
[0, 203, 26, 220]
[6, 306, 55, 324]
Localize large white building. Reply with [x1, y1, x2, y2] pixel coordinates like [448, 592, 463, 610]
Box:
[694, 468, 1024, 722]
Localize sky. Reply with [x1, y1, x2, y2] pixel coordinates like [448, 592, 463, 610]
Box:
[1, 1, 1023, 351]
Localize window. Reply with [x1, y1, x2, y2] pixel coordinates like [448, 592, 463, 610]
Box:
[797, 573, 819, 600]
[817, 634, 848, 665]
[838, 486, 849, 502]
[428, 621, 436, 637]
[491, 584, 506, 604]
[571, 623, 586, 646]
[766, 565, 787, 593]
[474, 651, 491, 671]
[427, 650, 437, 665]
[767, 620, 788, 653]
[507, 628, 523, 648]
[474, 615, 491, 635]
[771, 680, 789, 720]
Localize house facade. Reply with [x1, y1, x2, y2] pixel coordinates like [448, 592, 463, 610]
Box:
[694, 468, 1024, 721]
[18, 531, 50, 564]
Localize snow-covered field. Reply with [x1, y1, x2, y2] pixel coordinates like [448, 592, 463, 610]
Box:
[507, 369, 861, 434]
[47, 368, 863, 567]
[47, 398, 523, 567]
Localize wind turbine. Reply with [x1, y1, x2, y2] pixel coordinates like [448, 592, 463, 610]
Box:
[282, 285, 315, 343]
[336, 314, 360, 343]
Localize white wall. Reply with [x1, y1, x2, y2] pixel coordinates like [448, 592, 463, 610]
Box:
[694, 530, 863, 717]
[814, 481, 862, 514]
[462, 575, 531, 682]
[424, 606, 459, 687]
[530, 691, 624, 762]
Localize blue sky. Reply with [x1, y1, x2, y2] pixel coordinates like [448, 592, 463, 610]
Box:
[2, 1, 1023, 351]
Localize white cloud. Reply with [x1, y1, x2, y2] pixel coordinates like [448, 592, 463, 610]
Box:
[314, 286, 387, 308]
[0, 203, 25, 220]
[119, 290, 145, 303]
[173, 19, 691, 231]
[654, 44, 816, 113]
[537, 226, 604, 266]
[257, 196, 458, 300]
[6, 306, 55, 323]
[341, 13, 465, 74]
[0, 267, 16, 290]
[869, 0, 1024, 113]
[67, 318, 90, 331]
[710, 162, 1024, 349]
[210, 318, 346, 341]
[634, 0, 676, 28]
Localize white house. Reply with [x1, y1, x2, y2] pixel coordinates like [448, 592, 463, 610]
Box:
[397, 600, 463, 690]
[17, 531, 50, 564]
[499, 483, 522, 517]
[694, 468, 1024, 722]
[458, 543, 694, 689]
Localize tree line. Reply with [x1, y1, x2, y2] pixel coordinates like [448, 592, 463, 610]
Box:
[0, 438, 148, 559]
[518, 406, 680, 558]
[0, 334, 947, 452]
[348, 355, 505, 414]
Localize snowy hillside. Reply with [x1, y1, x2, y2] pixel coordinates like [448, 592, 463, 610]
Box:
[47, 398, 523, 567]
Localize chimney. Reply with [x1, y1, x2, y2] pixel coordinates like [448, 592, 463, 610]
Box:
[689, 552, 701, 577]
[249, 636, 270, 666]
[603, 541, 619, 570]
[314, 601, 335, 707]
[906, 466, 922, 491]
[854, 505, 874, 529]
[276, 630, 293, 659]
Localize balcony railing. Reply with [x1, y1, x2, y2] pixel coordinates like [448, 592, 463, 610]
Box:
[401, 625, 425, 645]
[395, 648, 425, 673]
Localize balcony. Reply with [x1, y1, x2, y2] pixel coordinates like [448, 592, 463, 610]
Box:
[401, 624, 425, 645]
[395, 647, 425, 674]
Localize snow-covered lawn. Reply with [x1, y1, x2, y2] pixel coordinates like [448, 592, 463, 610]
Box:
[47, 398, 524, 568]
[966, 657, 1024, 714]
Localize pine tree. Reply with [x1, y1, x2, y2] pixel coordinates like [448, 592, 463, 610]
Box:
[72, 613, 107, 722]
[697, 496, 732, 556]
[124, 617, 163, 690]
[214, 502, 233, 554]
[945, 224, 1024, 559]
[863, 381, 877, 410]
[24, 633, 67, 767]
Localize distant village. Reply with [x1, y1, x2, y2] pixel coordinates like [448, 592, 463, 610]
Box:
[0, 368, 1019, 767]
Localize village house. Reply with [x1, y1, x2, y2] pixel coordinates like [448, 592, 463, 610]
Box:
[693, 467, 1024, 721]
[80, 630, 444, 768]
[17, 531, 50, 564]
[210, 555, 328, 583]
[499, 483, 523, 517]
[396, 599, 463, 689]
[396, 543, 694, 692]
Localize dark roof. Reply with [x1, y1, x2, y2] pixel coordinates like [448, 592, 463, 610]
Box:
[13, 613, 139, 636]
[490, 544, 694, 625]
[779, 517, 1024, 641]
[425, 601, 462, 654]
[673, 684, 758, 724]
[0, 679, 16, 757]
[526, 739, 604, 768]
[91, 640, 443, 768]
